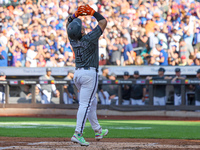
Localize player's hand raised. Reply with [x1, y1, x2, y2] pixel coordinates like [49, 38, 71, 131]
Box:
[74, 6, 87, 17]
[77, 4, 96, 16]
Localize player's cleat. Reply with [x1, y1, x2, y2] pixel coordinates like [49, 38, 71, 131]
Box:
[95, 129, 109, 141]
[71, 133, 89, 146]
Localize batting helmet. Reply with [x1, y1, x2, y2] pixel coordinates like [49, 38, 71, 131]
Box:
[67, 18, 82, 40]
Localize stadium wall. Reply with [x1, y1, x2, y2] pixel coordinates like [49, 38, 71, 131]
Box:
[0, 66, 199, 77]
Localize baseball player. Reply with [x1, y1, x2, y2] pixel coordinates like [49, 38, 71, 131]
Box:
[98, 67, 110, 105]
[146, 67, 172, 105]
[63, 70, 78, 104]
[171, 68, 186, 105]
[67, 4, 108, 146]
[121, 71, 131, 105]
[130, 71, 146, 105]
[195, 69, 200, 108]
[37, 68, 59, 104]
[0, 71, 6, 104]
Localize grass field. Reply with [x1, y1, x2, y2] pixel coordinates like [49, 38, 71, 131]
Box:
[0, 117, 199, 139]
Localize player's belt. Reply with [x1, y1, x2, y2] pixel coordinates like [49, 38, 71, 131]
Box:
[75, 67, 98, 72]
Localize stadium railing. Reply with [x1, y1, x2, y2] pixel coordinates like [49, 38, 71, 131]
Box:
[0, 79, 199, 111]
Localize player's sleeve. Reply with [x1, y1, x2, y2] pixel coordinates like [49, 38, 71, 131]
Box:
[52, 84, 57, 95]
[152, 76, 164, 80]
[88, 25, 103, 43]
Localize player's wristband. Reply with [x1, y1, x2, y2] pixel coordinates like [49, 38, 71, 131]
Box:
[68, 16, 73, 23]
[72, 14, 77, 18]
[93, 12, 105, 22]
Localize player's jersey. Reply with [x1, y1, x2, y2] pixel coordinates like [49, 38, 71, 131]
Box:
[39, 75, 54, 92]
[0, 85, 5, 92]
[69, 25, 102, 69]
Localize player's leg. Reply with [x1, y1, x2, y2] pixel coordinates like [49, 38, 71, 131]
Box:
[2, 92, 5, 104]
[63, 92, 68, 104]
[195, 100, 200, 112]
[88, 96, 100, 129]
[130, 98, 136, 105]
[114, 96, 119, 105]
[174, 94, 178, 105]
[88, 96, 108, 141]
[98, 91, 105, 105]
[122, 99, 130, 105]
[71, 70, 97, 146]
[138, 99, 145, 105]
[153, 97, 159, 105]
[75, 71, 98, 133]
[0, 92, 2, 103]
[40, 93, 47, 104]
[159, 97, 166, 106]
[178, 96, 182, 105]
[69, 93, 73, 104]
[63, 92, 73, 104]
[46, 92, 51, 104]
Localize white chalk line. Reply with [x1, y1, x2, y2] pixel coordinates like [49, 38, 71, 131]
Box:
[0, 122, 152, 130]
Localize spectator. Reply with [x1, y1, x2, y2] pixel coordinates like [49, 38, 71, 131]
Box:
[122, 28, 131, 44]
[150, 42, 161, 65]
[122, 37, 134, 66]
[169, 26, 181, 51]
[1, 0, 200, 67]
[32, 34, 43, 51]
[140, 44, 151, 65]
[37, 54, 46, 67]
[179, 39, 194, 62]
[179, 55, 187, 66]
[0, 29, 7, 49]
[10, 45, 24, 67]
[168, 45, 180, 66]
[46, 55, 58, 67]
[156, 41, 168, 66]
[57, 54, 65, 67]
[182, 15, 194, 45]
[134, 56, 144, 65]
[0, 44, 7, 66]
[194, 53, 200, 66]
[20, 7, 31, 28]
[25, 60, 31, 67]
[121, 71, 131, 105]
[99, 53, 107, 66]
[130, 71, 146, 105]
[137, 33, 148, 50]
[99, 35, 107, 60]
[26, 43, 39, 67]
[110, 37, 122, 66]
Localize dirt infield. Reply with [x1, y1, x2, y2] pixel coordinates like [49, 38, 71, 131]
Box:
[0, 137, 200, 150]
[0, 115, 200, 150]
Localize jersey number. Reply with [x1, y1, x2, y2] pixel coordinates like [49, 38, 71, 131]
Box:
[77, 48, 83, 61]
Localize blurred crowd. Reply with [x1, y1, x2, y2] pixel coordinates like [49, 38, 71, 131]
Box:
[1, 0, 200, 67]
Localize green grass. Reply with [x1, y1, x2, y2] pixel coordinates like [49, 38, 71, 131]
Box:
[0, 117, 199, 139]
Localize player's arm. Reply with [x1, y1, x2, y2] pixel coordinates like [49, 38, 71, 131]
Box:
[93, 12, 107, 32]
[142, 87, 146, 102]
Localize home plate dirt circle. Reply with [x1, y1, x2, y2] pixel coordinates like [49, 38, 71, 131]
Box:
[0, 137, 200, 150]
